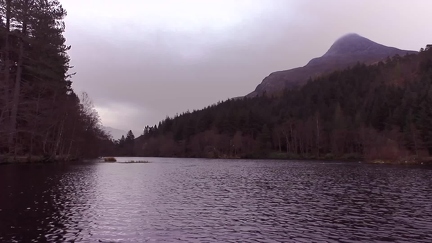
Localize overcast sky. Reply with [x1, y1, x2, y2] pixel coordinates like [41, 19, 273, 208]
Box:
[61, 0, 432, 136]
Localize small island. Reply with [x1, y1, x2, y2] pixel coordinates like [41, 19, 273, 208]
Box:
[102, 157, 150, 164]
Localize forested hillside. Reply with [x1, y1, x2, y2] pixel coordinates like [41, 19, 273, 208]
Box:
[135, 48, 432, 160]
[247, 33, 415, 97]
[0, 0, 110, 161]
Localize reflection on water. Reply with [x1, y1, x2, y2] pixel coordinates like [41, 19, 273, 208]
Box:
[1, 159, 432, 242]
[0, 163, 98, 242]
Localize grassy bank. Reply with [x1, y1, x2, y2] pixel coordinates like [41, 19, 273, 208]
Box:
[3, 154, 431, 165]
[210, 152, 432, 165]
[0, 155, 79, 165]
[236, 152, 432, 165]
[236, 152, 363, 161]
[369, 156, 432, 165]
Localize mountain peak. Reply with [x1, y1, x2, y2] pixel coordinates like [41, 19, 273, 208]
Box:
[334, 33, 363, 42]
[246, 34, 416, 97]
[324, 33, 381, 56]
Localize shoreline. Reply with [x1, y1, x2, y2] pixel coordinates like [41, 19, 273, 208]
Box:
[0, 156, 81, 165]
[2, 155, 431, 166]
[122, 154, 432, 165]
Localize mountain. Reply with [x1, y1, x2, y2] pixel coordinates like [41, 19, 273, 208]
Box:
[247, 33, 417, 97]
[126, 47, 432, 161]
[102, 126, 127, 140]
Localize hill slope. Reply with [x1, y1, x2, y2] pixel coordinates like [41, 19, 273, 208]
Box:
[247, 33, 416, 97]
[128, 47, 432, 161]
[102, 126, 127, 140]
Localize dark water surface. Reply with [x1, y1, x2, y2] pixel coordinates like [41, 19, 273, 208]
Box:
[1, 158, 432, 242]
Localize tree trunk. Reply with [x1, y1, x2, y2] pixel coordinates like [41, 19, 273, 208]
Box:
[42, 128, 51, 155]
[52, 116, 66, 159]
[278, 133, 281, 152]
[411, 123, 419, 156]
[66, 120, 77, 159]
[1, 0, 12, 139]
[289, 122, 293, 153]
[299, 137, 304, 156]
[284, 132, 289, 155]
[316, 114, 320, 158]
[9, 0, 29, 154]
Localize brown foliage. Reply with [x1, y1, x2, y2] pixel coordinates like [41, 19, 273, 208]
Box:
[362, 127, 409, 161]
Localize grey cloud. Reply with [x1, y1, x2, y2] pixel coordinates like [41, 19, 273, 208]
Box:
[63, 0, 432, 133]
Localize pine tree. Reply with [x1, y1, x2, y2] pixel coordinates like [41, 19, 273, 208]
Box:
[0, 0, 110, 160]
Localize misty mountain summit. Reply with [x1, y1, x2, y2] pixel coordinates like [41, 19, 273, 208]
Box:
[323, 33, 401, 56]
[247, 33, 416, 97]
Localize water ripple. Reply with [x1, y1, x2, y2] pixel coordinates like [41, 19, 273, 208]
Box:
[1, 159, 432, 242]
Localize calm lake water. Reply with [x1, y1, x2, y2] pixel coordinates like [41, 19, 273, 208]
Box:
[1, 158, 432, 242]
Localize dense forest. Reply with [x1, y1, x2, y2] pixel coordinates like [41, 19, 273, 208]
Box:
[132, 47, 432, 161]
[0, 0, 110, 162]
[2, 1, 432, 162]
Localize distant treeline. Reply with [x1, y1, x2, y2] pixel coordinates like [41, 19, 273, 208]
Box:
[0, 0, 110, 161]
[130, 48, 432, 160]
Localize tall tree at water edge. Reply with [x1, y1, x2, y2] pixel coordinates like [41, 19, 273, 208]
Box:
[0, 0, 111, 159]
[1, 0, 69, 155]
[0, 0, 12, 151]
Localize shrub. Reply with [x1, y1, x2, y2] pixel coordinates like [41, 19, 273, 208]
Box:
[104, 157, 117, 162]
